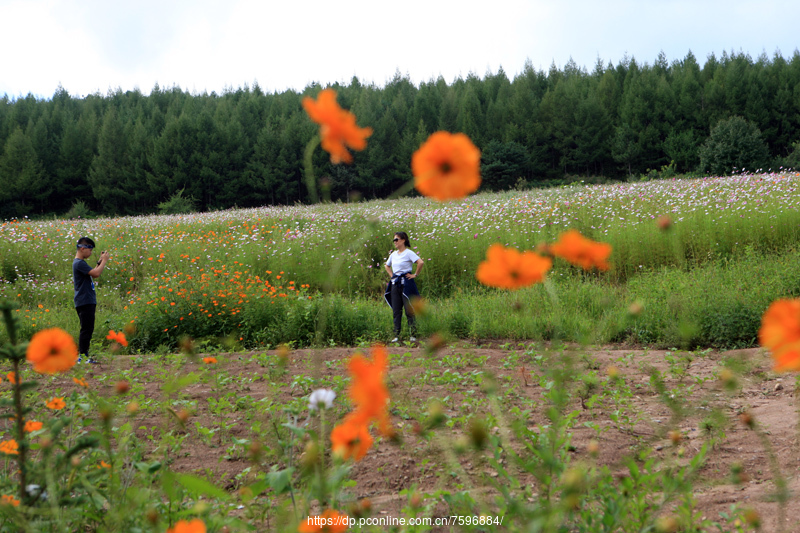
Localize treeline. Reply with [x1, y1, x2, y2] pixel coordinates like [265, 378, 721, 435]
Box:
[2, 50, 800, 218]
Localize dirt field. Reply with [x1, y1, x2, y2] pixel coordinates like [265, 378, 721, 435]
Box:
[76, 343, 800, 532]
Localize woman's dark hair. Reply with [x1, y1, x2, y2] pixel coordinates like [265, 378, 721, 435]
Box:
[394, 232, 411, 248]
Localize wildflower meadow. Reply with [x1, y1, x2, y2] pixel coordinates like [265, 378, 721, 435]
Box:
[2, 89, 800, 532]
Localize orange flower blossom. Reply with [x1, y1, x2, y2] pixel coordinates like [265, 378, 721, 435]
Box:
[106, 330, 128, 347]
[0, 440, 19, 455]
[759, 299, 800, 372]
[298, 509, 349, 533]
[24, 420, 43, 433]
[412, 131, 481, 201]
[347, 345, 390, 431]
[476, 244, 552, 290]
[26, 327, 78, 374]
[330, 412, 373, 462]
[0, 494, 20, 507]
[166, 519, 206, 533]
[202, 357, 217, 364]
[549, 229, 612, 271]
[46, 397, 66, 410]
[302, 88, 372, 164]
[7, 372, 16, 384]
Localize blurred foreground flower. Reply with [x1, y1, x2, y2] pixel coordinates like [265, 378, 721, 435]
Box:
[166, 518, 206, 533]
[550, 229, 612, 271]
[299, 509, 349, 532]
[309, 388, 336, 411]
[330, 412, 373, 461]
[26, 328, 78, 374]
[23, 420, 43, 433]
[476, 244, 552, 289]
[202, 357, 218, 365]
[759, 298, 800, 371]
[0, 440, 19, 455]
[348, 345, 390, 433]
[46, 397, 66, 410]
[412, 131, 481, 201]
[106, 330, 128, 347]
[302, 88, 372, 164]
[0, 494, 19, 506]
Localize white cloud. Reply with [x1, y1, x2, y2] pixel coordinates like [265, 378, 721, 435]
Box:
[1, 0, 798, 98]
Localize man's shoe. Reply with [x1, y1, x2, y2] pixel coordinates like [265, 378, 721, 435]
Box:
[87, 358, 101, 364]
[391, 337, 399, 343]
[409, 336, 417, 342]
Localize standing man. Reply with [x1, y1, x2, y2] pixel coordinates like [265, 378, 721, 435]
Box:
[73, 237, 110, 364]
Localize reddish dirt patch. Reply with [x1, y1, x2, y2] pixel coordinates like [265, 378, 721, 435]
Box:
[67, 343, 800, 531]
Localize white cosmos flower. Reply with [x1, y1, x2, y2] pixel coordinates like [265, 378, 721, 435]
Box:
[308, 389, 336, 411]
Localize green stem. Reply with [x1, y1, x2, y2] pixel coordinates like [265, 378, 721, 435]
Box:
[304, 136, 321, 204]
[12, 359, 27, 505]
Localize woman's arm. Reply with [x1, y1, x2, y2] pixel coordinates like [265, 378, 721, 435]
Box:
[406, 258, 424, 278]
[385, 264, 393, 277]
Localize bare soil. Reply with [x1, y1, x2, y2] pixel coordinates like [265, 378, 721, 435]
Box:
[75, 343, 800, 532]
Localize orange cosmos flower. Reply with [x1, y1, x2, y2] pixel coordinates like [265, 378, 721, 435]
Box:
[46, 397, 66, 410]
[549, 229, 612, 271]
[330, 412, 373, 461]
[106, 330, 128, 347]
[24, 421, 43, 433]
[0, 440, 19, 455]
[202, 357, 217, 365]
[412, 131, 481, 201]
[26, 327, 78, 374]
[166, 518, 207, 533]
[302, 88, 372, 164]
[348, 345, 390, 432]
[298, 509, 349, 533]
[6, 372, 16, 384]
[476, 244, 552, 290]
[0, 494, 20, 507]
[759, 299, 800, 372]
[73, 377, 89, 388]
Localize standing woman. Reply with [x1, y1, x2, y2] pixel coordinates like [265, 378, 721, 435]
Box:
[384, 232, 424, 343]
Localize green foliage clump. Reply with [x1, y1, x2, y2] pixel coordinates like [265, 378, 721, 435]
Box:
[157, 188, 197, 215]
[699, 116, 771, 175]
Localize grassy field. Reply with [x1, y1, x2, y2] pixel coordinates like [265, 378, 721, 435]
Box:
[1, 171, 799, 352]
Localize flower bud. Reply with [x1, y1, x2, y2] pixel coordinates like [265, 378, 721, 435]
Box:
[115, 381, 130, 395]
[668, 430, 682, 445]
[126, 401, 139, 414]
[248, 440, 263, 463]
[587, 440, 600, 457]
[468, 417, 488, 450]
[99, 407, 113, 422]
[628, 301, 644, 317]
[657, 215, 672, 230]
[410, 492, 423, 508]
[739, 411, 755, 429]
[146, 509, 159, 525]
[743, 508, 760, 528]
[177, 409, 191, 423]
[655, 516, 678, 533]
[301, 441, 319, 472]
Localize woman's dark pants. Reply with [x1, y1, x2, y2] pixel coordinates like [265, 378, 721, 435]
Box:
[75, 304, 96, 356]
[390, 283, 416, 336]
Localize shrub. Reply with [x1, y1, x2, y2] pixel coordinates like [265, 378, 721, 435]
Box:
[64, 200, 93, 219]
[157, 188, 197, 215]
[699, 116, 770, 175]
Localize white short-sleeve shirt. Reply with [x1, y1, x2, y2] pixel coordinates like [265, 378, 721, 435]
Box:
[386, 249, 421, 275]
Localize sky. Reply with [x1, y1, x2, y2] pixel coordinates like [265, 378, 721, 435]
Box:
[2, 0, 799, 99]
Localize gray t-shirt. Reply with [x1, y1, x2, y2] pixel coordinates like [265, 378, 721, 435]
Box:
[73, 259, 96, 307]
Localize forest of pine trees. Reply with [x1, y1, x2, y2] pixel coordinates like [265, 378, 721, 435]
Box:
[2, 50, 800, 218]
